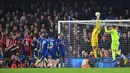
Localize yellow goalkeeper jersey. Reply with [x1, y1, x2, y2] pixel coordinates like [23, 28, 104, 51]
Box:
[91, 18, 101, 40]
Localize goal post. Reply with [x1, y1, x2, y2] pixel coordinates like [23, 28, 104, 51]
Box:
[58, 18, 130, 31]
[58, 19, 130, 33]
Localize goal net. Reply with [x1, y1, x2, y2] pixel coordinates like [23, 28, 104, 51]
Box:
[58, 19, 130, 68]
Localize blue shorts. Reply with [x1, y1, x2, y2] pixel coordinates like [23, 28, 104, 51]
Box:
[58, 47, 65, 57]
[44, 49, 57, 59]
[40, 48, 47, 58]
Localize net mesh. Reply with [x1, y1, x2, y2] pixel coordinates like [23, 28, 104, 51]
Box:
[59, 20, 130, 68]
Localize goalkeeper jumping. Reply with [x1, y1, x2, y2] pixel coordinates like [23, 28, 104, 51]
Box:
[91, 12, 103, 59]
[105, 25, 128, 65]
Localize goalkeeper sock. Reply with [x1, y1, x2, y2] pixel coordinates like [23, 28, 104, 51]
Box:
[100, 51, 103, 57]
[112, 50, 116, 60]
[94, 49, 97, 58]
[120, 54, 126, 60]
[98, 48, 103, 57]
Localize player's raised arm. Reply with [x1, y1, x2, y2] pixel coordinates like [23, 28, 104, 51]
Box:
[95, 12, 100, 29]
[105, 26, 113, 33]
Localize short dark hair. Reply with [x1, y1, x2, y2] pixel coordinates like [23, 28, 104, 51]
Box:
[39, 32, 44, 35]
[112, 25, 116, 28]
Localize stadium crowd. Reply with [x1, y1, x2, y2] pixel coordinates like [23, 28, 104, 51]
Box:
[0, 0, 130, 68]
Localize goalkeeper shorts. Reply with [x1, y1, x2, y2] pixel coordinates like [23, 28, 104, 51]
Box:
[91, 39, 98, 47]
[111, 41, 120, 50]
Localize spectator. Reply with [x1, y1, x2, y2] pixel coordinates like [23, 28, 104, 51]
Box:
[125, 9, 130, 19]
[33, 28, 39, 38]
[127, 31, 130, 54]
[120, 33, 128, 55]
[0, 60, 3, 68]
[81, 55, 91, 68]
[48, 28, 55, 38]
[103, 50, 109, 58]
[82, 51, 86, 57]
[89, 51, 94, 58]
[108, 49, 112, 57]
[49, 20, 55, 29]
[20, 12, 26, 24]
[99, 36, 110, 50]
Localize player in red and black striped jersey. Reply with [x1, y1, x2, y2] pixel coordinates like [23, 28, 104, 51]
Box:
[22, 32, 34, 58]
[10, 33, 21, 56]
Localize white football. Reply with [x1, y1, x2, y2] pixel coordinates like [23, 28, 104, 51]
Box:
[95, 12, 100, 17]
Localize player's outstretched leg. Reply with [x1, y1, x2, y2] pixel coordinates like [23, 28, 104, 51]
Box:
[118, 50, 128, 65]
[121, 54, 128, 65]
[35, 58, 43, 66]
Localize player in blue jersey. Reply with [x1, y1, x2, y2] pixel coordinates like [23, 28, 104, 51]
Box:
[116, 27, 128, 65]
[35, 32, 45, 59]
[46, 37, 56, 58]
[35, 32, 48, 67]
[57, 33, 66, 68]
[45, 37, 59, 68]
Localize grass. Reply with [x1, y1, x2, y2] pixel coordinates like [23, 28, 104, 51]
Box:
[0, 68, 130, 73]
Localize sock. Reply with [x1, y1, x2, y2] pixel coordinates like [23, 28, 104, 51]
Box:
[44, 58, 48, 63]
[35, 59, 41, 66]
[48, 59, 52, 68]
[58, 63, 61, 68]
[62, 63, 65, 68]
[40, 61, 43, 68]
[98, 48, 103, 57]
[120, 54, 126, 60]
[58, 58, 62, 68]
[62, 58, 65, 68]
[112, 50, 116, 60]
[53, 60, 57, 68]
[55, 59, 60, 67]
[94, 49, 97, 58]
[43, 61, 47, 68]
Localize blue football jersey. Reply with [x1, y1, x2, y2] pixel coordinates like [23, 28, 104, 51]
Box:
[57, 38, 65, 52]
[37, 37, 44, 50]
[47, 37, 56, 50]
[57, 38, 65, 57]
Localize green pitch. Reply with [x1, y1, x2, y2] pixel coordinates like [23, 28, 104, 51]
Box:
[0, 68, 130, 73]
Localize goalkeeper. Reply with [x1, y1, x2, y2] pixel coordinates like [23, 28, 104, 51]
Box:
[105, 25, 120, 61]
[91, 12, 103, 59]
[105, 26, 128, 64]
